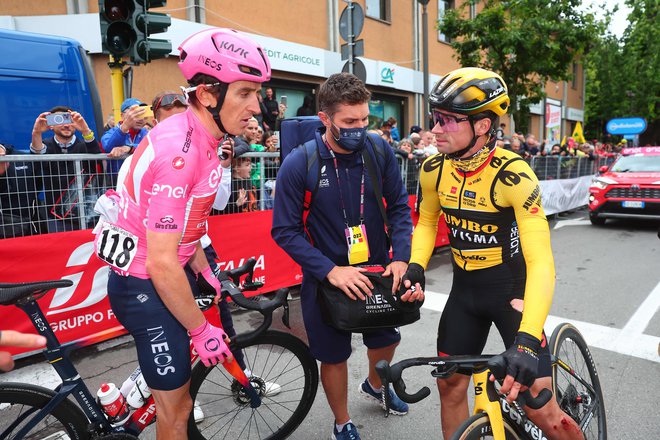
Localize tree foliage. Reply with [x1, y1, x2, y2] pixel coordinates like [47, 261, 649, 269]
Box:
[584, 0, 659, 143]
[439, 0, 602, 134]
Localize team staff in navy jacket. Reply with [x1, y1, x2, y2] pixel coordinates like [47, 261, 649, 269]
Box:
[272, 73, 424, 440]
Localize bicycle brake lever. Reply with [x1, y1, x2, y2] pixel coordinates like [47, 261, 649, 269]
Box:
[281, 297, 290, 329]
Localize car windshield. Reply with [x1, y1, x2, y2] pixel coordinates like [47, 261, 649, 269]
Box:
[610, 155, 660, 172]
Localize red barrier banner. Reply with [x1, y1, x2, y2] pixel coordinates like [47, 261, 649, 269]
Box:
[1, 197, 447, 356]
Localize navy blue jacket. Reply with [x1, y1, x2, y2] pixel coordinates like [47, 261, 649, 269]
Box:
[272, 128, 412, 294]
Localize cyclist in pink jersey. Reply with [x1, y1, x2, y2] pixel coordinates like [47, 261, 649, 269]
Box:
[96, 28, 271, 440]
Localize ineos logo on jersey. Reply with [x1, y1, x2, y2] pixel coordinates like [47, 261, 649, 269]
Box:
[208, 165, 223, 189]
[172, 156, 186, 170]
[197, 55, 222, 71]
[151, 183, 189, 199]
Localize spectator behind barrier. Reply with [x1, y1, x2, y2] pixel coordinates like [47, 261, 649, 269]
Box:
[222, 157, 257, 214]
[387, 117, 400, 142]
[297, 95, 316, 117]
[152, 91, 188, 123]
[262, 131, 279, 209]
[30, 106, 101, 233]
[101, 98, 149, 159]
[262, 87, 279, 131]
[0, 142, 47, 238]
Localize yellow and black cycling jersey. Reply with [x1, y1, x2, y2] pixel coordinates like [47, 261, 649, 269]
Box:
[411, 147, 555, 340]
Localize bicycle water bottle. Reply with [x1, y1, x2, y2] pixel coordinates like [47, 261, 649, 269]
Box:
[126, 371, 152, 408]
[120, 366, 142, 397]
[97, 382, 130, 426]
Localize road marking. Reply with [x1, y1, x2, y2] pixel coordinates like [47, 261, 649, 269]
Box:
[553, 217, 592, 229]
[422, 289, 660, 363]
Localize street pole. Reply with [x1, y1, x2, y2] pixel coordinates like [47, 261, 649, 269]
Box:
[419, 0, 430, 129]
[109, 55, 126, 123]
[347, 0, 354, 74]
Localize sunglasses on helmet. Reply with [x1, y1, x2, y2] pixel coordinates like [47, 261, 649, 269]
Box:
[432, 110, 470, 132]
[153, 94, 187, 113]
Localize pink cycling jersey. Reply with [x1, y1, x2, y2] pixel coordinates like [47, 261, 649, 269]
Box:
[99, 109, 223, 279]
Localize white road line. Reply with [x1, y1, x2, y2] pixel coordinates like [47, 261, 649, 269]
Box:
[622, 281, 660, 334]
[422, 290, 660, 363]
[552, 218, 592, 229]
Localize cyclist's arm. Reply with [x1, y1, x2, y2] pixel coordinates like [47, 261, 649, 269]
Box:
[146, 230, 206, 331]
[271, 148, 336, 281]
[187, 241, 212, 274]
[410, 157, 443, 269]
[212, 165, 232, 210]
[498, 161, 555, 341]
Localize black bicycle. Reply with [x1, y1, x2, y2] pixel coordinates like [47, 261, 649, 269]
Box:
[0, 258, 319, 439]
[375, 323, 606, 440]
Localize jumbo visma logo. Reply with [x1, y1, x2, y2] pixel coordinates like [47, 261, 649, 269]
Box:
[381, 67, 395, 84]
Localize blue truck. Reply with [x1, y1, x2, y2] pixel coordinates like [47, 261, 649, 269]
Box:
[0, 28, 103, 151]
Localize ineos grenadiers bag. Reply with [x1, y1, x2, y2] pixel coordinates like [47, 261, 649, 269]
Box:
[316, 266, 421, 332]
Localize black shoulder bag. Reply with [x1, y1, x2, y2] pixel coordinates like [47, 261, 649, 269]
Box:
[316, 141, 421, 332]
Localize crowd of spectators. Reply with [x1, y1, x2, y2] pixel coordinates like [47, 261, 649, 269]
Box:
[0, 91, 634, 239]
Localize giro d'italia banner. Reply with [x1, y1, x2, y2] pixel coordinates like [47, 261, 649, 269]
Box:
[1, 199, 448, 357]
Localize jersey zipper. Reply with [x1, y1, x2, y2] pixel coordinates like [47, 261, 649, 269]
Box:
[457, 172, 468, 271]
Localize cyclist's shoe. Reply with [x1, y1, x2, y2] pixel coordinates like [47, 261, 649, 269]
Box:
[331, 422, 361, 440]
[358, 378, 409, 415]
[244, 370, 282, 397]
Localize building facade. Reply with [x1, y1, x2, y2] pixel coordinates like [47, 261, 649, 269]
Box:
[1, 0, 585, 145]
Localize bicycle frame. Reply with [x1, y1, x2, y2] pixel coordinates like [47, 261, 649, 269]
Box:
[471, 369, 548, 440]
[5, 260, 286, 437]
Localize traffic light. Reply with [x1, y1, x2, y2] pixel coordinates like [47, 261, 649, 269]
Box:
[98, 0, 171, 64]
[99, 0, 137, 57]
[131, 0, 172, 64]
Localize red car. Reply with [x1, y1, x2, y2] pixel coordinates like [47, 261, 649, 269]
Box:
[588, 146, 660, 225]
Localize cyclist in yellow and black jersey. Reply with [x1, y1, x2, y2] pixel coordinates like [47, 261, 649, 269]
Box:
[403, 67, 584, 440]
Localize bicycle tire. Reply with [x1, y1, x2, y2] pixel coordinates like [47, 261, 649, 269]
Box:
[450, 413, 523, 440]
[187, 330, 319, 440]
[0, 382, 90, 440]
[550, 323, 607, 440]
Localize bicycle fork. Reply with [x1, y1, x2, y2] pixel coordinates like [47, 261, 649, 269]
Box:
[472, 370, 507, 440]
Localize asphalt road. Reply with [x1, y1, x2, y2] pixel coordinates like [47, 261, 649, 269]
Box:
[3, 208, 659, 439]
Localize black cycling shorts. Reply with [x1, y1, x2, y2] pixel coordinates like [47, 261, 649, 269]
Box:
[108, 270, 197, 391]
[437, 259, 552, 378]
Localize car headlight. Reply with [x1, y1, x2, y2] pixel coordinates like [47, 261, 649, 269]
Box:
[591, 178, 609, 190]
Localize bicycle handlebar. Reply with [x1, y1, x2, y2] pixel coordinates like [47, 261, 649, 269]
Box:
[213, 257, 291, 348]
[376, 354, 552, 410]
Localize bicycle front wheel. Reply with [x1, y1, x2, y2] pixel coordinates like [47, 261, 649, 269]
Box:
[450, 413, 522, 440]
[0, 382, 89, 440]
[188, 330, 319, 440]
[550, 323, 607, 440]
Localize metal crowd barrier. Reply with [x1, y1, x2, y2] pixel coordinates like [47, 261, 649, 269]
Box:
[0, 152, 611, 239]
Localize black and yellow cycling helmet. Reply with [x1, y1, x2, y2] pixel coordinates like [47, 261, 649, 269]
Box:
[430, 67, 509, 117]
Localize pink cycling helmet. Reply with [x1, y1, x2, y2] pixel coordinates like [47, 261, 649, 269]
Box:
[178, 28, 271, 84]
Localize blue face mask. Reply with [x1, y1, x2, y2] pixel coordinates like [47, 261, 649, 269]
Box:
[330, 121, 368, 152]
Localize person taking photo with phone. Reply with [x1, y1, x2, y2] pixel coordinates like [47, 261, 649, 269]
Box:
[30, 106, 101, 232]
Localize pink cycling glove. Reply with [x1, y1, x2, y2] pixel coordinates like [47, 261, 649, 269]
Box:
[189, 320, 232, 367]
[198, 267, 222, 301]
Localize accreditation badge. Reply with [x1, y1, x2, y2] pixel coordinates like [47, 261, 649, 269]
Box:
[345, 224, 370, 265]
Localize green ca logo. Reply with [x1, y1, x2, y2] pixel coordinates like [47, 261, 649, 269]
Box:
[381, 67, 395, 84]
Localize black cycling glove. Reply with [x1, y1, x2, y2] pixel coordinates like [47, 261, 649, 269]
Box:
[402, 263, 425, 292]
[501, 332, 540, 387]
